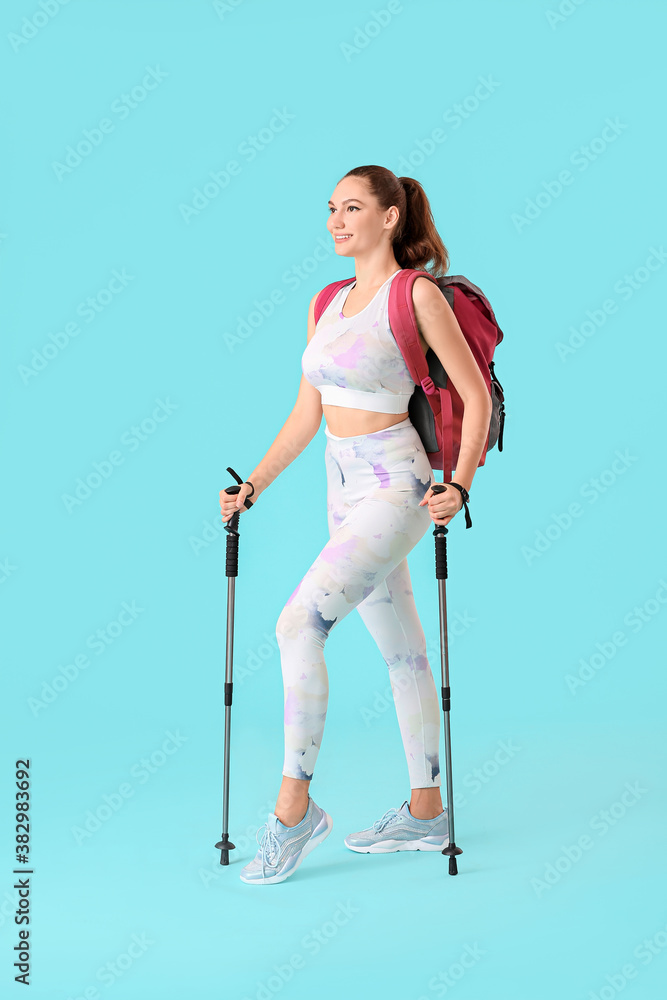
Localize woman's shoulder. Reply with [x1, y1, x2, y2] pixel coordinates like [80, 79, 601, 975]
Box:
[411, 271, 442, 303]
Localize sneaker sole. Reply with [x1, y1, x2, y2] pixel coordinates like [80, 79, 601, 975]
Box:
[239, 811, 334, 884]
[344, 834, 449, 854]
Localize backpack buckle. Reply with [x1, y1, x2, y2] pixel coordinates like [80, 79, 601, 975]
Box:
[421, 375, 436, 395]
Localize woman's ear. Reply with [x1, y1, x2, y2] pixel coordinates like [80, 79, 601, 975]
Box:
[384, 205, 400, 234]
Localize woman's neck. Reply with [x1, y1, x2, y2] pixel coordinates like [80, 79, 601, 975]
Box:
[352, 255, 401, 291]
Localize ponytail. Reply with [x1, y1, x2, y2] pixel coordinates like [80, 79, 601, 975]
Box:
[341, 165, 449, 276]
[395, 176, 449, 275]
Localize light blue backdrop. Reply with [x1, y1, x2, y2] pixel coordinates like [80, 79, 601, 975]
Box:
[2, 1, 666, 998]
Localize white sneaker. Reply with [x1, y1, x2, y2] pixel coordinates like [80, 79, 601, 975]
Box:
[344, 800, 448, 853]
[240, 795, 333, 884]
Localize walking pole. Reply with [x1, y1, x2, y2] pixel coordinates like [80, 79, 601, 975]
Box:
[214, 466, 253, 866]
[430, 483, 463, 876]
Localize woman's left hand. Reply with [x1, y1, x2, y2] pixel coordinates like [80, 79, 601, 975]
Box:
[419, 483, 463, 526]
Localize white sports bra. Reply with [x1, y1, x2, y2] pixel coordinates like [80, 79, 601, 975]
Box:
[301, 269, 416, 414]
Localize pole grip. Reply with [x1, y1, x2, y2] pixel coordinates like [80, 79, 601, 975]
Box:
[222, 471, 252, 579]
[434, 527, 448, 580]
[430, 483, 449, 580]
[225, 511, 240, 577]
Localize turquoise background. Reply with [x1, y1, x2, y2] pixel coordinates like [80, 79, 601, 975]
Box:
[2, 0, 666, 997]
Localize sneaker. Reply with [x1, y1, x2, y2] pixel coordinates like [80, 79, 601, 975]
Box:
[239, 795, 333, 884]
[343, 799, 448, 853]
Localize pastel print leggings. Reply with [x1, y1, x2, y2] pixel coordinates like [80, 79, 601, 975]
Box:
[276, 415, 442, 788]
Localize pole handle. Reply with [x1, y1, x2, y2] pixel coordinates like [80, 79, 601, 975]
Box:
[223, 466, 253, 578]
[225, 466, 253, 509]
[430, 484, 449, 580]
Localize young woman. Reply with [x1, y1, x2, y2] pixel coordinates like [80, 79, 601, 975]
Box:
[220, 165, 492, 884]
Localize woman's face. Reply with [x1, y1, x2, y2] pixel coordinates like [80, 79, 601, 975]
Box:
[327, 177, 398, 259]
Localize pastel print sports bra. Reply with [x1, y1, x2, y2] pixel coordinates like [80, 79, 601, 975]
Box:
[301, 269, 416, 414]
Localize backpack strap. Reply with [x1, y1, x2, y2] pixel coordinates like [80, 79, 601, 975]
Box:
[389, 269, 454, 482]
[314, 278, 356, 326]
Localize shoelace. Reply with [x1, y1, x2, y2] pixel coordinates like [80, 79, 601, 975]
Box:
[256, 824, 280, 871]
[373, 808, 403, 832]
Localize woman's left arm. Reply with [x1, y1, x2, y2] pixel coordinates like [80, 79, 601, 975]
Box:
[412, 276, 492, 497]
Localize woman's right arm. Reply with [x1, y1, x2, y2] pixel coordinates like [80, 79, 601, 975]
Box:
[220, 292, 323, 521]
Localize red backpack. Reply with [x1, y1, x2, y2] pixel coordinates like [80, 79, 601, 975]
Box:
[314, 268, 505, 486]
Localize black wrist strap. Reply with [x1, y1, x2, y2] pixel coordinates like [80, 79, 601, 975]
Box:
[244, 480, 255, 498]
[447, 481, 472, 529]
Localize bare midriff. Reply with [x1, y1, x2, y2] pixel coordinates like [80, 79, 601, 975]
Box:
[322, 405, 410, 437]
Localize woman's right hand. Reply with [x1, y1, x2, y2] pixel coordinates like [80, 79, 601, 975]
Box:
[220, 482, 255, 522]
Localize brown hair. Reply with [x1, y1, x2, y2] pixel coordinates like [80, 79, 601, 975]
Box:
[341, 164, 449, 276]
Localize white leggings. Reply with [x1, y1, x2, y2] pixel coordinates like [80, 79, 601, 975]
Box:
[276, 416, 442, 788]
